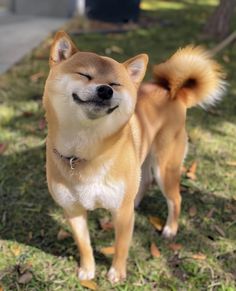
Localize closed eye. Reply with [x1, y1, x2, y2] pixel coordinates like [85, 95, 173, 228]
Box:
[77, 72, 92, 81]
[109, 82, 121, 87]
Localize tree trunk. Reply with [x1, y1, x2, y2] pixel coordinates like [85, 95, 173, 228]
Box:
[203, 0, 236, 40]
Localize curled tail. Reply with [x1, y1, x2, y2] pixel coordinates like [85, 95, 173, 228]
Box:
[153, 46, 226, 108]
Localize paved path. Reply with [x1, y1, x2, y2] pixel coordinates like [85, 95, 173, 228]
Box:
[0, 11, 66, 74]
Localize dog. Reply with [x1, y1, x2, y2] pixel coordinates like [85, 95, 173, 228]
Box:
[43, 31, 225, 283]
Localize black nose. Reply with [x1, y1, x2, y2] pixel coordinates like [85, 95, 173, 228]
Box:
[97, 85, 113, 100]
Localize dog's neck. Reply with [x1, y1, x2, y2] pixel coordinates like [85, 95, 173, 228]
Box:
[48, 116, 129, 161]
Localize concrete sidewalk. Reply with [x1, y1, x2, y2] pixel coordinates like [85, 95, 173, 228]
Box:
[0, 11, 67, 74]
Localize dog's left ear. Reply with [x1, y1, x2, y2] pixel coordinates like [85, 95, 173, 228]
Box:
[124, 54, 149, 86]
[49, 31, 78, 67]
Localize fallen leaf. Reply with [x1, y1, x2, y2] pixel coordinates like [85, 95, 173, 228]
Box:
[105, 45, 123, 55]
[80, 280, 97, 290]
[57, 229, 71, 241]
[28, 232, 33, 241]
[100, 246, 115, 256]
[188, 206, 197, 217]
[11, 245, 21, 256]
[180, 186, 188, 192]
[214, 225, 225, 237]
[0, 143, 8, 155]
[206, 207, 216, 218]
[148, 216, 164, 231]
[168, 243, 183, 252]
[0, 285, 3, 291]
[30, 72, 44, 82]
[22, 111, 34, 117]
[150, 242, 161, 258]
[38, 119, 46, 130]
[18, 263, 32, 275]
[99, 217, 113, 231]
[206, 108, 222, 116]
[186, 161, 197, 180]
[24, 124, 36, 133]
[18, 271, 33, 284]
[226, 161, 236, 166]
[222, 54, 230, 63]
[191, 253, 206, 260]
[225, 203, 236, 212]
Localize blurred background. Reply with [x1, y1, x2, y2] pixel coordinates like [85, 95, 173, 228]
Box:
[0, 1, 236, 290]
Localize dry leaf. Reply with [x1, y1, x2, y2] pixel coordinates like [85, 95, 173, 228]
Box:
[38, 119, 46, 130]
[206, 108, 222, 116]
[149, 216, 164, 231]
[11, 245, 21, 256]
[18, 271, 33, 284]
[188, 206, 197, 217]
[150, 242, 161, 258]
[0, 144, 8, 155]
[226, 161, 236, 166]
[30, 72, 44, 82]
[99, 218, 113, 231]
[0, 285, 4, 291]
[168, 243, 183, 252]
[180, 186, 188, 192]
[57, 229, 71, 241]
[28, 232, 33, 241]
[215, 225, 225, 237]
[225, 203, 236, 212]
[22, 111, 33, 118]
[100, 246, 115, 256]
[186, 161, 197, 180]
[191, 253, 206, 260]
[80, 280, 97, 290]
[206, 208, 216, 218]
[105, 45, 123, 55]
[222, 54, 230, 63]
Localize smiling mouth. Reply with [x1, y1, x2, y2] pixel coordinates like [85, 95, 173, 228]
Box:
[72, 93, 119, 114]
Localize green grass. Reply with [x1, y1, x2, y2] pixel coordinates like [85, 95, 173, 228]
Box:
[0, 0, 236, 290]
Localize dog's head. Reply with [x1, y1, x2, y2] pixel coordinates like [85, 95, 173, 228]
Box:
[44, 31, 148, 135]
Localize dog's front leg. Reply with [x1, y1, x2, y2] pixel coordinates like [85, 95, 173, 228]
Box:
[65, 208, 95, 280]
[108, 203, 134, 283]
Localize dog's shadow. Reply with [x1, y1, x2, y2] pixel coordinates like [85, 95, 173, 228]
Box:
[0, 146, 66, 256]
[1, 145, 235, 285]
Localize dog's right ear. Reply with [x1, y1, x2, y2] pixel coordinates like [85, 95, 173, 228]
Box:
[49, 31, 78, 67]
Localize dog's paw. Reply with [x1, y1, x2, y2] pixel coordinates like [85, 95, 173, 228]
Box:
[162, 225, 177, 239]
[78, 267, 95, 280]
[107, 267, 126, 283]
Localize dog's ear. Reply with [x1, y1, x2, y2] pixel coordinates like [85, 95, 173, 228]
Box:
[49, 31, 78, 67]
[123, 54, 149, 86]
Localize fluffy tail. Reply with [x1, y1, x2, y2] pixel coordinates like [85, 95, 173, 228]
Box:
[153, 46, 226, 108]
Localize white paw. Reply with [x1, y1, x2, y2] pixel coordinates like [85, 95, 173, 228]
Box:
[78, 267, 95, 280]
[107, 267, 126, 283]
[162, 225, 177, 239]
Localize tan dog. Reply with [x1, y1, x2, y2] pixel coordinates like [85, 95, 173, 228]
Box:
[43, 31, 225, 283]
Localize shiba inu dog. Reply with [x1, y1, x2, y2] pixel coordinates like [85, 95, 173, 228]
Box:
[43, 31, 225, 283]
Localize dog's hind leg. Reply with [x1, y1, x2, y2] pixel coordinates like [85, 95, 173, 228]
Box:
[134, 152, 154, 208]
[153, 129, 187, 239]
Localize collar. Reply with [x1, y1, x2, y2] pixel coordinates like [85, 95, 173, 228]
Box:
[53, 148, 85, 170]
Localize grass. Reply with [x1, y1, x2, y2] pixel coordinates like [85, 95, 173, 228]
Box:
[0, 0, 236, 290]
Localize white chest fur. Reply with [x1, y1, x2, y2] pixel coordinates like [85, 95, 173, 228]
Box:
[50, 163, 125, 212]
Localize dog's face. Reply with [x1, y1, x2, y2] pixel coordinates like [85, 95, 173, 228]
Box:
[44, 31, 148, 134]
